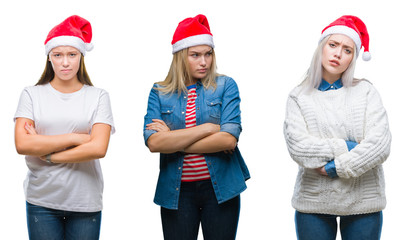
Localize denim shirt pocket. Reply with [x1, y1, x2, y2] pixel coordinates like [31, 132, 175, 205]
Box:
[205, 98, 222, 124]
[161, 106, 175, 130]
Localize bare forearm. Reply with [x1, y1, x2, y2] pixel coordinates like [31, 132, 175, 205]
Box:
[49, 141, 108, 163]
[48, 123, 111, 163]
[147, 123, 219, 153]
[16, 133, 83, 157]
[15, 118, 88, 157]
[184, 132, 237, 154]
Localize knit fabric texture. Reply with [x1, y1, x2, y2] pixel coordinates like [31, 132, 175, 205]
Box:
[284, 80, 391, 215]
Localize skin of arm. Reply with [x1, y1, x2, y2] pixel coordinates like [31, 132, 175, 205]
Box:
[14, 117, 90, 157]
[43, 123, 112, 163]
[183, 131, 237, 154]
[146, 119, 220, 154]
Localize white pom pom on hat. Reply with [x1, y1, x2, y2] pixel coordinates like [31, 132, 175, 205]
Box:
[44, 15, 93, 56]
[319, 15, 371, 61]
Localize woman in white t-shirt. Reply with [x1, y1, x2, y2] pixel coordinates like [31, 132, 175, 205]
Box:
[14, 15, 115, 240]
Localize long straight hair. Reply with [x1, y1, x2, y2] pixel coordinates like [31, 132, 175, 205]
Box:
[36, 55, 93, 86]
[156, 48, 218, 95]
[300, 35, 358, 93]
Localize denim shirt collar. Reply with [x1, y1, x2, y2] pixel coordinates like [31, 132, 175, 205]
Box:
[318, 79, 343, 91]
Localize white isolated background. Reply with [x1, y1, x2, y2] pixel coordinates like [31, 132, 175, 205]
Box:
[0, 0, 407, 239]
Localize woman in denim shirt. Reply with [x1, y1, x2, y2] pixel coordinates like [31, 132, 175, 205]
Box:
[143, 14, 250, 240]
[284, 16, 391, 240]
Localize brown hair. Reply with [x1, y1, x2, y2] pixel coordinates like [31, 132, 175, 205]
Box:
[36, 55, 93, 86]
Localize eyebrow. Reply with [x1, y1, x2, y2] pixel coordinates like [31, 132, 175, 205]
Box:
[329, 40, 354, 49]
[188, 49, 213, 54]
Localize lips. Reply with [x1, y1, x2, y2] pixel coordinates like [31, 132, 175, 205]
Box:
[61, 69, 72, 74]
[329, 60, 340, 66]
[198, 69, 207, 73]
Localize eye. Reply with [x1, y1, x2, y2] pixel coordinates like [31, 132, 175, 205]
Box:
[53, 54, 61, 57]
[329, 43, 336, 48]
[344, 48, 352, 54]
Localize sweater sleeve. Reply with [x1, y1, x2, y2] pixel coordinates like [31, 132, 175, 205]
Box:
[283, 94, 348, 169]
[335, 86, 391, 178]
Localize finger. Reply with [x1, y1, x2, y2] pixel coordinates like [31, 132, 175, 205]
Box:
[24, 123, 36, 135]
[152, 119, 168, 127]
[152, 119, 165, 124]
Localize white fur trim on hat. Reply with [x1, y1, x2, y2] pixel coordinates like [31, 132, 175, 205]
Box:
[320, 25, 361, 56]
[45, 35, 90, 55]
[172, 34, 214, 54]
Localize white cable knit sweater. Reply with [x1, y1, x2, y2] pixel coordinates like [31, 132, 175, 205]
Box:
[284, 80, 391, 215]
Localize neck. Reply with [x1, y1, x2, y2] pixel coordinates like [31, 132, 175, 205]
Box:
[50, 78, 83, 93]
[322, 72, 341, 84]
[186, 79, 198, 86]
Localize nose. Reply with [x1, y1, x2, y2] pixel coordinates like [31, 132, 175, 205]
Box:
[199, 56, 206, 66]
[62, 55, 69, 67]
[334, 47, 342, 59]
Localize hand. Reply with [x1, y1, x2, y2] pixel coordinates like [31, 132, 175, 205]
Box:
[315, 166, 328, 176]
[146, 119, 170, 132]
[224, 142, 237, 155]
[224, 149, 235, 154]
[202, 123, 220, 133]
[73, 133, 91, 146]
[24, 122, 37, 135]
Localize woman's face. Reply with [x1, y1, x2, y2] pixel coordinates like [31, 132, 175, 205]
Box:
[321, 34, 355, 82]
[49, 46, 81, 82]
[186, 45, 213, 82]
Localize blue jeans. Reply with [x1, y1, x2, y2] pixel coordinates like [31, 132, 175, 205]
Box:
[26, 202, 101, 240]
[295, 211, 383, 240]
[161, 180, 240, 240]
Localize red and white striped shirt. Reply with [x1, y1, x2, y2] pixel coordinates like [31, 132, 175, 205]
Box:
[181, 85, 211, 182]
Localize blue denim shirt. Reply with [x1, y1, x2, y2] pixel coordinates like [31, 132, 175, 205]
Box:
[143, 75, 250, 210]
[318, 79, 358, 178]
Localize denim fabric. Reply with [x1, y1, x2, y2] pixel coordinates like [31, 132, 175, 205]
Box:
[295, 211, 382, 240]
[161, 180, 240, 240]
[143, 76, 250, 209]
[26, 202, 101, 240]
[345, 140, 358, 151]
[318, 79, 343, 91]
[325, 140, 358, 178]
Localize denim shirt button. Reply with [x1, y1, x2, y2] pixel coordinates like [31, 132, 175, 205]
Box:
[176, 188, 179, 191]
[182, 112, 184, 114]
[213, 182, 217, 185]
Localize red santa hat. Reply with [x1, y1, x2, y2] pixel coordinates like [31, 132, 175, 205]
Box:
[45, 15, 93, 56]
[319, 15, 371, 61]
[171, 14, 214, 54]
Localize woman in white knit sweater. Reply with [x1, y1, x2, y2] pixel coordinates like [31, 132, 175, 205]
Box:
[284, 15, 391, 240]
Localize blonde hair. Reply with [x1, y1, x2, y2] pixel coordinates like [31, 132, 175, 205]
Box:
[300, 35, 358, 93]
[156, 48, 218, 95]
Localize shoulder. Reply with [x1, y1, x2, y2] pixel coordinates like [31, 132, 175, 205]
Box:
[214, 75, 240, 92]
[215, 75, 235, 85]
[350, 79, 380, 96]
[83, 85, 111, 98]
[288, 85, 305, 99]
[21, 84, 48, 97]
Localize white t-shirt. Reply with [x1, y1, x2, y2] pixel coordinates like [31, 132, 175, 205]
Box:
[14, 83, 115, 212]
